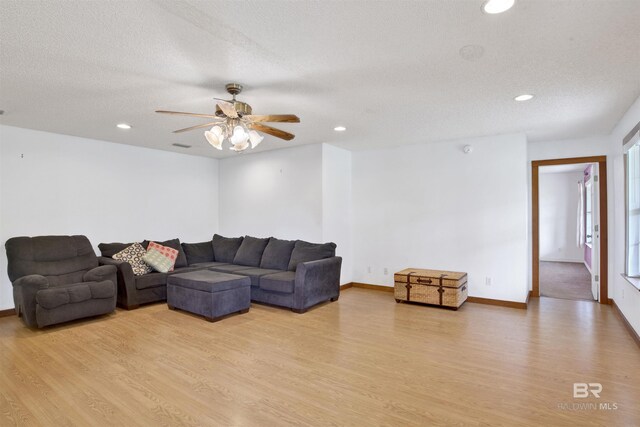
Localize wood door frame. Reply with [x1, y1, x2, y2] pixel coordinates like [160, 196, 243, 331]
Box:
[531, 156, 608, 303]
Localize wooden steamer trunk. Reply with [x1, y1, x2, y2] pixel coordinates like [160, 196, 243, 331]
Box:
[394, 268, 468, 309]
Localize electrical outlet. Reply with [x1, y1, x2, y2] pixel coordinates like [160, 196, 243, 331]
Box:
[485, 277, 492, 286]
[367, 266, 372, 274]
[384, 268, 388, 275]
[622, 289, 625, 299]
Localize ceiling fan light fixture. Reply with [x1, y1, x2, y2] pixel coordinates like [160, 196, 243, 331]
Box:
[482, 0, 515, 14]
[249, 130, 264, 148]
[230, 126, 249, 146]
[210, 125, 223, 136]
[204, 130, 223, 150]
[157, 82, 299, 153]
[229, 141, 250, 152]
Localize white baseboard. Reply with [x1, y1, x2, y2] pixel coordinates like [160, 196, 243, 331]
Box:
[540, 258, 584, 263]
[584, 260, 593, 274]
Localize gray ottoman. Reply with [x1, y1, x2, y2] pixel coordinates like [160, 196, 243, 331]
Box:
[167, 270, 251, 322]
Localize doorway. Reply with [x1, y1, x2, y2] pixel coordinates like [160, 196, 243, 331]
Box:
[532, 156, 608, 304]
[538, 162, 596, 301]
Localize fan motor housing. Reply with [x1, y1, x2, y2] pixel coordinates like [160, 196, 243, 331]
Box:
[216, 101, 252, 117]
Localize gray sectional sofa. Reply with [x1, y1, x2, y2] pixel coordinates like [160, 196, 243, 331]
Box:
[99, 234, 342, 313]
[98, 239, 202, 309]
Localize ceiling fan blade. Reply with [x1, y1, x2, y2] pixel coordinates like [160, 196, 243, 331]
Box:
[216, 100, 238, 118]
[243, 114, 300, 123]
[249, 123, 295, 141]
[156, 110, 220, 119]
[173, 121, 223, 134]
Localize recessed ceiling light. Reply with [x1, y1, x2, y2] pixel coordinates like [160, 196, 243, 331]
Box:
[514, 94, 534, 101]
[116, 123, 131, 129]
[482, 0, 515, 14]
[334, 126, 346, 132]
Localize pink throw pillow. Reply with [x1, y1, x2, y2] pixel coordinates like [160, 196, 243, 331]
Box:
[147, 241, 179, 271]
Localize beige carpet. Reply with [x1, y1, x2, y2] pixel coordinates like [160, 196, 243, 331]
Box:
[540, 261, 595, 301]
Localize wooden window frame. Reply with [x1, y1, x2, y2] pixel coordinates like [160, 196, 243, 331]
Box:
[623, 121, 640, 281]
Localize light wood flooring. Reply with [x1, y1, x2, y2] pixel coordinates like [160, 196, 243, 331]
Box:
[0, 288, 639, 426]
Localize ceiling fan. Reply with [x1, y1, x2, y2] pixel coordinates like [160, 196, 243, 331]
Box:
[156, 83, 300, 152]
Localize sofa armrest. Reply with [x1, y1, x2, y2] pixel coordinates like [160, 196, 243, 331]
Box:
[294, 256, 342, 311]
[98, 256, 137, 309]
[13, 275, 49, 327]
[83, 265, 117, 284]
[14, 274, 49, 289]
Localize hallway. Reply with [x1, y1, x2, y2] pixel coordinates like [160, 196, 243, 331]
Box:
[540, 261, 595, 301]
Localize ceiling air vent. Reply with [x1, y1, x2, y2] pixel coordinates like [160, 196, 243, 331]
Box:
[172, 143, 191, 149]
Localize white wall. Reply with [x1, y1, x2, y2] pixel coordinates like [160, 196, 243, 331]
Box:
[218, 144, 323, 242]
[322, 144, 353, 284]
[609, 96, 640, 336]
[218, 143, 353, 284]
[351, 134, 530, 303]
[0, 125, 219, 310]
[539, 171, 584, 262]
[528, 136, 612, 161]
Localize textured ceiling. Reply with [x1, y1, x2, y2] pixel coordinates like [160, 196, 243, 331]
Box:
[1, 0, 639, 158]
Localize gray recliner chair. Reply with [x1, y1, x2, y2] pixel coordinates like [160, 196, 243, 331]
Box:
[5, 235, 117, 328]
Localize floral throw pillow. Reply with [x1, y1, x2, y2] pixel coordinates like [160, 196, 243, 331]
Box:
[142, 248, 173, 273]
[112, 243, 152, 276]
[147, 241, 178, 271]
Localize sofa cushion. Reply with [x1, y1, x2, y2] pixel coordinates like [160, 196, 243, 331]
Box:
[259, 271, 296, 294]
[142, 248, 174, 274]
[36, 287, 71, 309]
[167, 266, 208, 275]
[182, 241, 214, 265]
[6, 235, 99, 285]
[66, 283, 92, 303]
[112, 243, 152, 276]
[98, 242, 132, 258]
[233, 236, 269, 267]
[209, 264, 255, 274]
[287, 241, 337, 271]
[134, 272, 167, 290]
[260, 237, 296, 271]
[88, 281, 116, 299]
[142, 239, 187, 268]
[36, 281, 115, 309]
[188, 261, 230, 269]
[212, 234, 244, 263]
[233, 267, 283, 287]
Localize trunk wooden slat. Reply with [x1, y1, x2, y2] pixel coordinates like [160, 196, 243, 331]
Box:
[394, 268, 468, 309]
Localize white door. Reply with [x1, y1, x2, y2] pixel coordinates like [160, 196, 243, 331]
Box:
[586, 165, 600, 301]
